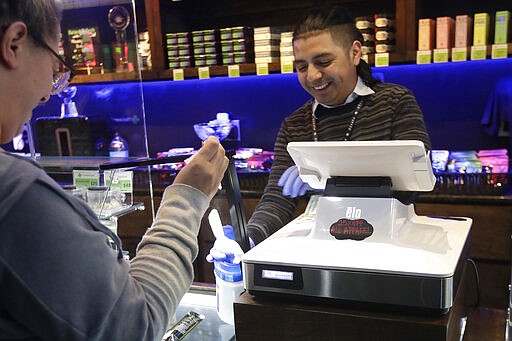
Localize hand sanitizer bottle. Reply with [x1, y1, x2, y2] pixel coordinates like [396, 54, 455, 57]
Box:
[214, 259, 244, 325]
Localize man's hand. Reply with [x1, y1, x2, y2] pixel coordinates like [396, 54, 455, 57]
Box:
[206, 225, 245, 264]
[278, 165, 313, 198]
[174, 136, 229, 200]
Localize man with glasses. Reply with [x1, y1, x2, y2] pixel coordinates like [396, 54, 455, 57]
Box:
[0, 1, 229, 340]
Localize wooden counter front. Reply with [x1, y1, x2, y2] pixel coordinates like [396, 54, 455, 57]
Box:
[234, 272, 470, 341]
[234, 289, 506, 341]
[233, 263, 507, 340]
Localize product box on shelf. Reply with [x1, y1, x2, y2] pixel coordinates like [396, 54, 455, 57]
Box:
[494, 10, 510, 44]
[166, 32, 194, 69]
[253, 26, 281, 40]
[436, 16, 455, 49]
[455, 15, 473, 48]
[219, 26, 254, 65]
[418, 18, 436, 51]
[253, 26, 282, 64]
[473, 12, 490, 46]
[191, 29, 220, 67]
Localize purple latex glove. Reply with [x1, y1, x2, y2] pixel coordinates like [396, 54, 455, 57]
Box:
[278, 165, 313, 197]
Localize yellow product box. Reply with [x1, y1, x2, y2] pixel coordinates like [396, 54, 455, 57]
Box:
[436, 16, 455, 49]
[473, 12, 490, 46]
[494, 10, 510, 44]
[418, 18, 436, 50]
[455, 15, 472, 48]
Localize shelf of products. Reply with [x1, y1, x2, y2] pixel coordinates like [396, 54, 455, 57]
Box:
[142, 0, 417, 75]
[63, 0, 510, 84]
[68, 63, 283, 83]
[67, 53, 512, 84]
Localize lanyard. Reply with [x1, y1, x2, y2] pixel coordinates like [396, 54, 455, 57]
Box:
[311, 99, 364, 142]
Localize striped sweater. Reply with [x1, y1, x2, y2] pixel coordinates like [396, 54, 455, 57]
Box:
[246, 81, 431, 245]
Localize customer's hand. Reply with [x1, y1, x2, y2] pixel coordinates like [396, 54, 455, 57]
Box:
[278, 165, 313, 198]
[174, 136, 229, 200]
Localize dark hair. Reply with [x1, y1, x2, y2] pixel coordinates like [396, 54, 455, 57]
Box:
[293, 6, 379, 86]
[0, 0, 62, 44]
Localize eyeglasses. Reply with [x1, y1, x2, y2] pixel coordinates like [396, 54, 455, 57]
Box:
[30, 35, 74, 95]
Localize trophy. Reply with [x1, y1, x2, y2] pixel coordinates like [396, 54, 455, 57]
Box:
[58, 86, 79, 118]
[108, 6, 130, 72]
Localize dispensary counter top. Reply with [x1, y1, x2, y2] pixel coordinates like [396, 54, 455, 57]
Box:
[176, 287, 505, 340]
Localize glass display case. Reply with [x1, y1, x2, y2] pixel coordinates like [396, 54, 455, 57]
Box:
[18, 0, 154, 234]
[60, 0, 139, 76]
